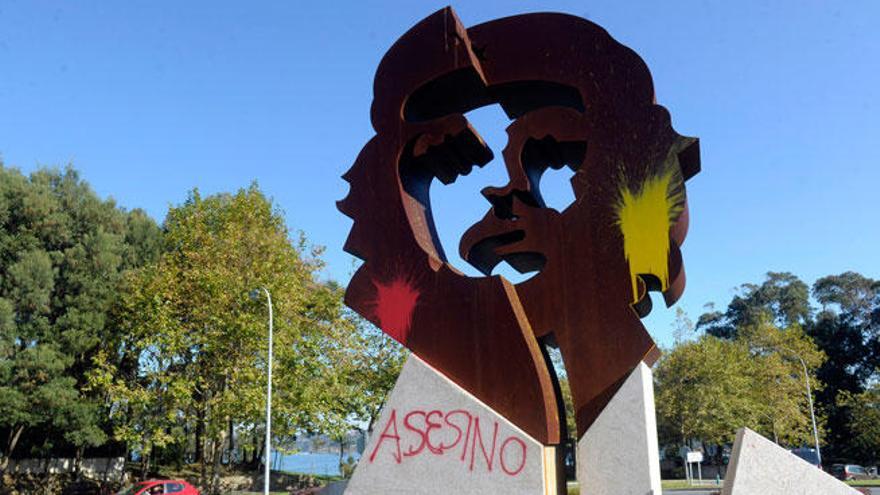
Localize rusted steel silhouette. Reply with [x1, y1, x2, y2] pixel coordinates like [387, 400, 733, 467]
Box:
[338, 7, 700, 445]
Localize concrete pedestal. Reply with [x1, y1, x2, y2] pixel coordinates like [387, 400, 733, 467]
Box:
[723, 428, 859, 495]
[344, 355, 558, 494]
[577, 362, 662, 495]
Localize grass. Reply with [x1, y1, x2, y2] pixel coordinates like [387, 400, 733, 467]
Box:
[278, 471, 343, 483]
[564, 478, 880, 493]
[849, 479, 880, 486]
[662, 479, 723, 490]
[567, 480, 724, 494]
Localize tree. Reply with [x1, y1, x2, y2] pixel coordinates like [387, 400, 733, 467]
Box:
[287, 304, 405, 471]
[697, 272, 811, 339]
[655, 334, 757, 446]
[343, 313, 406, 434]
[672, 307, 695, 344]
[90, 185, 368, 493]
[838, 386, 880, 465]
[809, 272, 880, 461]
[557, 375, 577, 442]
[736, 317, 825, 447]
[655, 316, 824, 449]
[690, 270, 880, 461]
[0, 164, 160, 472]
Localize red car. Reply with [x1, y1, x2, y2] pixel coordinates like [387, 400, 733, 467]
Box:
[116, 480, 199, 495]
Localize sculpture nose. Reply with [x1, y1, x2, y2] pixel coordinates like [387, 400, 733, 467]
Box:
[481, 185, 515, 219]
[481, 184, 540, 219]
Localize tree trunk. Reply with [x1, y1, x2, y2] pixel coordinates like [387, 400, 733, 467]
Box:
[1, 424, 25, 471]
[367, 408, 379, 435]
[209, 433, 226, 495]
[249, 434, 263, 471]
[141, 451, 151, 481]
[195, 409, 205, 463]
[227, 420, 235, 466]
[180, 421, 190, 469]
[247, 432, 255, 465]
[198, 400, 209, 488]
[74, 445, 85, 480]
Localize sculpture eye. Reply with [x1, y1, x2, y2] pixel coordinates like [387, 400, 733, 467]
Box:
[520, 137, 586, 212]
[540, 166, 578, 211]
[400, 124, 494, 192]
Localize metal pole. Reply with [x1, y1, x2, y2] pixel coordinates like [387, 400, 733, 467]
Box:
[263, 288, 274, 495]
[777, 346, 822, 466]
[796, 354, 822, 467]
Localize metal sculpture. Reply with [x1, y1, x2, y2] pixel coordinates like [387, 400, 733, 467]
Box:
[338, 7, 700, 447]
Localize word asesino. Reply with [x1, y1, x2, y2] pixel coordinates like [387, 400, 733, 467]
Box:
[368, 408, 528, 476]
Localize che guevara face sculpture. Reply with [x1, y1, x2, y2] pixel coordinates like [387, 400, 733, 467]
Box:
[339, 8, 700, 445]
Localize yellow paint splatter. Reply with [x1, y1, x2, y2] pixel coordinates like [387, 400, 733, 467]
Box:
[615, 166, 685, 304]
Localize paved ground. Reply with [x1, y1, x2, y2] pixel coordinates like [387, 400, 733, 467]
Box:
[666, 488, 880, 494]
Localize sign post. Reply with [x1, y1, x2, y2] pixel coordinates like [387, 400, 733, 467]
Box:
[686, 451, 704, 485]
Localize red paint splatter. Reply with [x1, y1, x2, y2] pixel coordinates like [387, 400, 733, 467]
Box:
[373, 277, 420, 343]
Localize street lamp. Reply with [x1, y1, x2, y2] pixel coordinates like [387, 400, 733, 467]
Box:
[251, 288, 273, 495]
[773, 345, 822, 466]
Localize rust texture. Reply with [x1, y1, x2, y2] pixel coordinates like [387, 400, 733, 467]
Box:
[338, 7, 700, 445]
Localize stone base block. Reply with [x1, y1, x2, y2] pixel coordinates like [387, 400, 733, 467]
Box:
[577, 361, 662, 495]
[723, 428, 859, 495]
[344, 355, 558, 494]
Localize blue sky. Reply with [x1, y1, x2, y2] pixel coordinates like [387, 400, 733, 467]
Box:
[1, 1, 878, 346]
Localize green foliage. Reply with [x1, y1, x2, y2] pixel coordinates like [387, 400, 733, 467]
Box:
[656, 334, 754, 446]
[341, 314, 406, 433]
[89, 184, 403, 487]
[655, 316, 824, 447]
[838, 386, 880, 464]
[809, 272, 880, 462]
[814, 272, 880, 318]
[545, 345, 577, 441]
[672, 307, 695, 344]
[697, 272, 811, 339]
[0, 163, 160, 466]
[557, 376, 577, 441]
[685, 270, 880, 462]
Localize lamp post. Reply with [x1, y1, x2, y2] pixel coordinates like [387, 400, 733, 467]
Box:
[775, 345, 821, 466]
[251, 288, 273, 495]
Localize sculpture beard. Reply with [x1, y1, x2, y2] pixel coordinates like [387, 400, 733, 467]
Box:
[338, 8, 700, 446]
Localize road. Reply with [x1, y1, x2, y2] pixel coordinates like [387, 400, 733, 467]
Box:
[666, 488, 879, 495]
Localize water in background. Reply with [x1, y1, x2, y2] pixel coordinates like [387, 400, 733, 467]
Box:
[274, 451, 361, 476]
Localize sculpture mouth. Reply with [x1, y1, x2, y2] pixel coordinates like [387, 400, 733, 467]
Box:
[459, 220, 546, 276]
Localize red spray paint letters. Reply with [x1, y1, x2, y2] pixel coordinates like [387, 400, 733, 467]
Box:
[368, 408, 528, 476]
